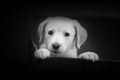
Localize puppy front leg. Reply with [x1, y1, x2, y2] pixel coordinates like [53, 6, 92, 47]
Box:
[34, 48, 50, 59]
[78, 52, 99, 62]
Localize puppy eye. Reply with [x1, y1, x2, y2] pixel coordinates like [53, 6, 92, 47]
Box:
[48, 30, 53, 35]
[65, 32, 70, 37]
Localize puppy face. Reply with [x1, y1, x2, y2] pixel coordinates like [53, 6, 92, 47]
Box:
[38, 17, 87, 55]
[45, 20, 75, 54]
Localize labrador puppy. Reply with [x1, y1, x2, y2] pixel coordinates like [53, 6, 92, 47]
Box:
[33, 17, 99, 61]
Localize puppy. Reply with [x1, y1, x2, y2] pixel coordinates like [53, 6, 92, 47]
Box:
[33, 17, 99, 61]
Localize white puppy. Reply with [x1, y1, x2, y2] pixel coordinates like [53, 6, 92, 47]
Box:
[33, 17, 99, 61]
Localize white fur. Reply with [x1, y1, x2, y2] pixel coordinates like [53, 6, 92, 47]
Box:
[45, 21, 75, 54]
[78, 52, 99, 62]
[34, 48, 50, 59]
[34, 17, 99, 61]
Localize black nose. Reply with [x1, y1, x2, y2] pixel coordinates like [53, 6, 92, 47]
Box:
[52, 43, 60, 50]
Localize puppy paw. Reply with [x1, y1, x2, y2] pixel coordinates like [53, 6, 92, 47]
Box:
[34, 48, 50, 59]
[78, 52, 99, 62]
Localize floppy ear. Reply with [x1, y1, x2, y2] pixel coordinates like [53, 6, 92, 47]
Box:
[74, 20, 87, 49]
[38, 17, 53, 44]
[38, 20, 47, 44]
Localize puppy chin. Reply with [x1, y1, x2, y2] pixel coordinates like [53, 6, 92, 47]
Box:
[48, 47, 66, 54]
[50, 48, 65, 54]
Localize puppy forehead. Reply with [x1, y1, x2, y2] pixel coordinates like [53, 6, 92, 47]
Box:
[46, 20, 75, 33]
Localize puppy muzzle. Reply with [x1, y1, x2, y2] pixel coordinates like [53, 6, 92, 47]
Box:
[52, 43, 60, 50]
[51, 43, 61, 54]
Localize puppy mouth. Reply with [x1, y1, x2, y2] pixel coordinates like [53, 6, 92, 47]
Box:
[51, 50, 60, 54]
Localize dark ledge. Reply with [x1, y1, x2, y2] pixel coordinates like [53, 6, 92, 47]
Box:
[30, 57, 120, 76]
[3, 57, 120, 78]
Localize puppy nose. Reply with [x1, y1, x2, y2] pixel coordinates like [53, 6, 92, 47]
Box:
[52, 43, 60, 50]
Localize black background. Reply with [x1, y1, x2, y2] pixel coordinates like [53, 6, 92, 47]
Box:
[2, 3, 120, 78]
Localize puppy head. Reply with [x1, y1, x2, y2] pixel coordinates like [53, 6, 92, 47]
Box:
[38, 17, 87, 53]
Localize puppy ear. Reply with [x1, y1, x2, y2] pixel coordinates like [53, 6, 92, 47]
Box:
[38, 17, 53, 44]
[38, 19, 47, 44]
[74, 20, 87, 49]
